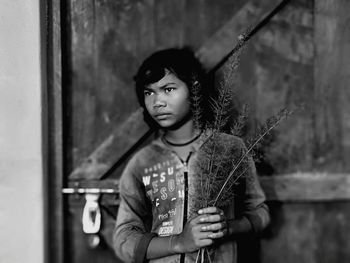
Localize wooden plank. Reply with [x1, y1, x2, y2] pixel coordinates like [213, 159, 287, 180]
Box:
[260, 173, 350, 201]
[70, 108, 149, 180]
[68, 0, 99, 170]
[313, 0, 350, 172]
[196, 0, 281, 70]
[261, 202, 350, 263]
[44, 0, 64, 262]
[242, 26, 315, 174]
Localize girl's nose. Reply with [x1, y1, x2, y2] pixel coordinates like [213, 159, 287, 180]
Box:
[153, 95, 167, 108]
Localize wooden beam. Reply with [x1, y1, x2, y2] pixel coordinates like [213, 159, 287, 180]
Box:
[70, 108, 149, 180]
[196, 0, 281, 71]
[260, 173, 350, 201]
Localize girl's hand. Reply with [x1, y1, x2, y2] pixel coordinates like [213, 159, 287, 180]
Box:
[197, 207, 228, 239]
[172, 214, 213, 253]
[171, 207, 227, 254]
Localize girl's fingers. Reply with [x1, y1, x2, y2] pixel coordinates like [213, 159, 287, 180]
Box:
[197, 231, 212, 240]
[207, 230, 226, 239]
[201, 222, 226, 232]
[199, 213, 225, 223]
[198, 207, 223, 215]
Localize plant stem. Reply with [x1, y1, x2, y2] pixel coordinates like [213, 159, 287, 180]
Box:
[195, 249, 200, 263]
[206, 248, 213, 263]
[213, 115, 286, 205]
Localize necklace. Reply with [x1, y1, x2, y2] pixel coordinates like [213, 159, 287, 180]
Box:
[162, 132, 202, 147]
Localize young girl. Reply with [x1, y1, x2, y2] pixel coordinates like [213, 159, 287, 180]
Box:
[113, 48, 270, 263]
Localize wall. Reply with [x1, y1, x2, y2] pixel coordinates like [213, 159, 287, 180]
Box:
[0, 1, 43, 263]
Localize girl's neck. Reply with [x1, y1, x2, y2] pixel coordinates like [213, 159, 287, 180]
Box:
[163, 119, 200, 144]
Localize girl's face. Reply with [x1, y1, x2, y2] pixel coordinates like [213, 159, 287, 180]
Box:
[144, 72, 191, 129]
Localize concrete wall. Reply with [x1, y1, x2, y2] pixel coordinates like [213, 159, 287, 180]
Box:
[0, 1, 43, 263]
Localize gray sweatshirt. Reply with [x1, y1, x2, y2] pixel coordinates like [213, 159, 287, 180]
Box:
[113, 133, 270, 263]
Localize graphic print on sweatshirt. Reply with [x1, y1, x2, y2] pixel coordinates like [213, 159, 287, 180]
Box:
[142, 159, 185, 236]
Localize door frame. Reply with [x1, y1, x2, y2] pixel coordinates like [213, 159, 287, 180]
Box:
[42, 0, 65, 262]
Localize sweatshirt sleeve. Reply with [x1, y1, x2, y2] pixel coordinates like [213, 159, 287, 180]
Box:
[113, 157, 155, 263]
[238, 139, 270, 233]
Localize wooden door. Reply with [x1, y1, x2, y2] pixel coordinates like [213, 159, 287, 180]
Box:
[46, 0, 350, 262]
[59, 1, 286, 262]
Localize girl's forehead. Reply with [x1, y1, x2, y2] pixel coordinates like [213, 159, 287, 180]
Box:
[146, 72, 187, 90]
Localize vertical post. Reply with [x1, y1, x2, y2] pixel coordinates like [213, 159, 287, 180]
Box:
[313, 0, 350, 171]
[43, 0, 64, 262]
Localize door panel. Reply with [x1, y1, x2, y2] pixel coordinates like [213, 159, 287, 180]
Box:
[59, 0, 350, 262]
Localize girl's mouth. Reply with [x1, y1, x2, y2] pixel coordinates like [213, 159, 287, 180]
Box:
[155, 113, 172, 120]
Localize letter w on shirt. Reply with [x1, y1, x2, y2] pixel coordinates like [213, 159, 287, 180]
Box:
[142, 175, 151, 186]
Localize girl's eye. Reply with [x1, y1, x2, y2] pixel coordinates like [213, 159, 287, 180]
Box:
[164, 87, 175, 93]
[144, 91, 153, 96]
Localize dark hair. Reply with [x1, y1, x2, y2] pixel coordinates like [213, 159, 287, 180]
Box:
[134, 48, 213, 129]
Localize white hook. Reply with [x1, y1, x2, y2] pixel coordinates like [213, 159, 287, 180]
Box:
[82, 193, 101, 234]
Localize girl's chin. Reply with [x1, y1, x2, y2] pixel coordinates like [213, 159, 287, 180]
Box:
[155, 115, 192, 130]
[156, 120, 175, 128]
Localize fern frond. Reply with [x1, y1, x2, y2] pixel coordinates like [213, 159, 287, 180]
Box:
[213, 109, 292, 205]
